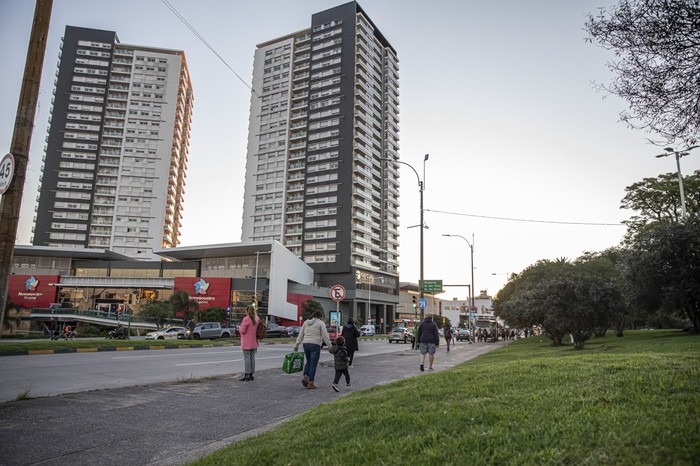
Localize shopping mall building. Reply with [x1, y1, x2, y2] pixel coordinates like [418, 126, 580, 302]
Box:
[8, 241, 400, 333]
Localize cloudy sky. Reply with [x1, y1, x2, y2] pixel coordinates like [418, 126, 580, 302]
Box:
[2, 0, 697, 300]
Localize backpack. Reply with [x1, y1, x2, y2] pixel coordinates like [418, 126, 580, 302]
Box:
[256, 319, 267, 340]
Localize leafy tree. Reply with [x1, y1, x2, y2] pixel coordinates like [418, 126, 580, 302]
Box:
[200, 306, 226, 324]
[585, 0, 700, 146]
[495, 257, 624, 349]
[621, 170, 700, 237]
[169, 290, 199, 325]
[140, 301, 174, 329]
[576, 249, 629, 336]
[301, 299, 324, 321]
[623, 215, 700, 331]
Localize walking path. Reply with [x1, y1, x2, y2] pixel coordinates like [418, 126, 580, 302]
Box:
[0, 340, 507, 466]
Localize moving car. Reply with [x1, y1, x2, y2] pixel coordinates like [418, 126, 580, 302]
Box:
[388, 327, 414, 344]
[145, 326, 186, 340]
[359, 324, 376, 336]
[456, 329, 471, 341]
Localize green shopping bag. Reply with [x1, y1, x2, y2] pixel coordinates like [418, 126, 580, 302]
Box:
[282, 351, 304, 374]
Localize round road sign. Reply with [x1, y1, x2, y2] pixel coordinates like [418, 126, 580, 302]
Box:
[0, 153, 15, 195]
[330, 284, 346, 302]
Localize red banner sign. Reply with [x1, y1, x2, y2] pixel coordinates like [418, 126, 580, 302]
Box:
[173, 277, 231, 311]
[8, 275, 60, 309]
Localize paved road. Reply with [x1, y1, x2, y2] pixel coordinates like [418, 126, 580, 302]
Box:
[0, 340, 402, 402]
[0, 340, 507, 466]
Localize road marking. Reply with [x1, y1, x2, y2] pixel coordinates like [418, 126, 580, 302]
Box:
[175, 356, 282, 367]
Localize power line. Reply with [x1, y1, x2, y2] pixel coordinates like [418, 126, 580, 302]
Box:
[161, 0, 257, 96]
[425, 208, 625, 226]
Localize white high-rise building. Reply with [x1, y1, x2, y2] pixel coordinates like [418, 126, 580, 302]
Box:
[33, 26, 193, 260]
[241, 2, 400, 317]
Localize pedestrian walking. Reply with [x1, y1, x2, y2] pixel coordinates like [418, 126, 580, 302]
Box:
[443, 324, 453, 352]
[330, 335, 351, 392]
[186, 318, 195, 340]
[294, 310, 332, 389]
[238, 306, 260, 381]
[340, 317, 360, 368]
[418, 313, 439, 371]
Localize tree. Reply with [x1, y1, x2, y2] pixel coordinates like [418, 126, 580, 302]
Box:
[576, 248, 629, 336]
[200, 306, 226, 324]
[140, 301, 174, 329]
[301, 299, 324, 321]
[585, 0, 700, 146]
[621, 170, 700, 237]
[623, 215, 700, 331]
[169, 290, 199, 325]
[495, 257, 624, 349]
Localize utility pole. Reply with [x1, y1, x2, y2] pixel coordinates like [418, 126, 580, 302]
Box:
[0, 0, 53, 335]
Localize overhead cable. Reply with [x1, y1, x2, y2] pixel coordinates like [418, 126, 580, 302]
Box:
[161, 0, 257, 96]
[425, 208, 625, 226]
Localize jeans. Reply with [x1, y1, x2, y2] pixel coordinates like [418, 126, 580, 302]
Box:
[243, 349, 256, 374]
[303, 343, 321, 381]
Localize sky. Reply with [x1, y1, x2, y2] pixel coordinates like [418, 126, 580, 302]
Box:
[2, 0, 698, 301]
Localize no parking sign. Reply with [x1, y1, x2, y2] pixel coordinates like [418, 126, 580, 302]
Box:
[330, 284, 346, 302]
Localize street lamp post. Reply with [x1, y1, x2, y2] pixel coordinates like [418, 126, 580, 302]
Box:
[382, 154, 429, 320]
[654, 145, 698, 218]
[442, 233, 474, 342]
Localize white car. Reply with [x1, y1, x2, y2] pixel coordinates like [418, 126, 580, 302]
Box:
[145, 326, 186, 340]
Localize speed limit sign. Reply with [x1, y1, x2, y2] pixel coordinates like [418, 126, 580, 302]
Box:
[0, 153, 15, 195]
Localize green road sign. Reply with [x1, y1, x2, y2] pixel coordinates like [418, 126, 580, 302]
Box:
[423, 279, 443, 294]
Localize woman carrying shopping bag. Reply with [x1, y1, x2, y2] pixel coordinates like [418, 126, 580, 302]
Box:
[293, 310, 331, 389]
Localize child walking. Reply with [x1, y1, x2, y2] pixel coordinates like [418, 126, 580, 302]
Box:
[329, 336, 351, 392]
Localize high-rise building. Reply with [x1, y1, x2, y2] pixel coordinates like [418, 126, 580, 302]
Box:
[33, 26, 193, 260]
[241, 2, 400, 306]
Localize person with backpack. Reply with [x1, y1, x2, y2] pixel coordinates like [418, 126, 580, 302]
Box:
[238, 306, 260, 382]
[340, 317, 361, 368]
[443, 324, 453, 352]
[293, 310, 331, 389]
[329, 335, 351, 392]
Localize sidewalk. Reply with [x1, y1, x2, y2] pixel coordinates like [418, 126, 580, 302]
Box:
[0, 340, 507, 466]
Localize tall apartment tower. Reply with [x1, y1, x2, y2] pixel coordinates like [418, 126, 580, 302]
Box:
[241, 2, 400, 294]
[33, 26, 193, 260]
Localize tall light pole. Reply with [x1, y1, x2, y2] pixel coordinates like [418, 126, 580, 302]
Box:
[382, 154, 429, 320]
[654, 145, 698, 219]
[443, 233, 474, 341]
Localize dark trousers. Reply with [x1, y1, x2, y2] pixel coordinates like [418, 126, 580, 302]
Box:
[333, 368, 350, 385]
[347, 350, 355, 366]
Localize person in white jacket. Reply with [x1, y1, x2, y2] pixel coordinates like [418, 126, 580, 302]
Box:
[294, 310, 332, 389]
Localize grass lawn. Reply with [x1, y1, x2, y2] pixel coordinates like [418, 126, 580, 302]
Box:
[191, 330, 699, 466]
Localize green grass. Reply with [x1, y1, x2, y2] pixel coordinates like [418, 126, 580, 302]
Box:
[0, 335, 384, 353]
[0, 337, 239, 353]
[191, 330, 700, 466]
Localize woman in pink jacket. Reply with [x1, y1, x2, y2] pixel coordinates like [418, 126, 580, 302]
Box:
[239, 306, 260, 381]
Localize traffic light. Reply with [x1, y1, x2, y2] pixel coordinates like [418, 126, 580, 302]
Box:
[411, 296, 417, 309]
[252, 294, 258, 308]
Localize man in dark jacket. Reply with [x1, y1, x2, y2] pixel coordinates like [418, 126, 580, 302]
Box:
[417, 313, 439, 371]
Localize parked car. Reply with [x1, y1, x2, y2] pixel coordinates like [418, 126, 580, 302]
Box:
[326, 325, 338, 341]
[388, 327, 414, 344]
[145, 326, 186, 340]
[359, 324, 376, 336]
[191, 322, 234, 340]
[456, 329, 471, 341]
[266, 323, 289, 338]
[286, 326, 301, 337]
